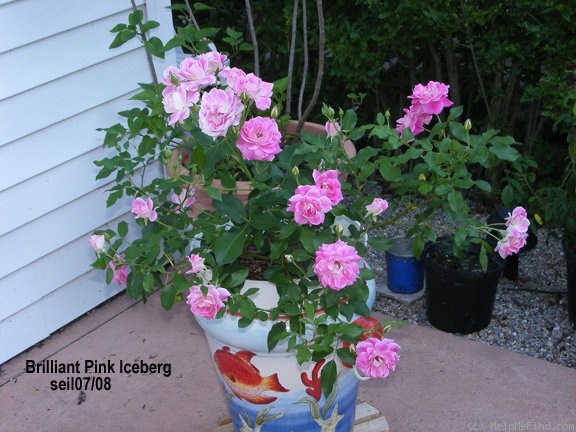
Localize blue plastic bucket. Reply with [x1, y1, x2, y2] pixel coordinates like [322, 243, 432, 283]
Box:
[385, 237, 425, 294]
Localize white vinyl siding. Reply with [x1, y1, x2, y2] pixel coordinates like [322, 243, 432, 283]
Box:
[0, 0, 176, 363]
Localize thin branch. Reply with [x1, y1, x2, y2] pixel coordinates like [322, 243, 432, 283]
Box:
[299, 0, 325, 130]
[131, 0, 157, 84]
[297, 0, 309, 122]
[245, 0, 260, 76]
[183, 0, 201, 30]
[285, 0, 299, 116]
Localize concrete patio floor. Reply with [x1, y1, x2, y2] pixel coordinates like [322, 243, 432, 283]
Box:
[1, 291, 575, 432]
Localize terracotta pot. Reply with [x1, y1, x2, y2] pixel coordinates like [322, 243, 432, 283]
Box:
[165, 120, 357, 217]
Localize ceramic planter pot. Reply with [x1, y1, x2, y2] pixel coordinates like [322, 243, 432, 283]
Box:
[194, 274, 375, 432]
[385, 237, 425, 294]
[423, 240, 504, 334]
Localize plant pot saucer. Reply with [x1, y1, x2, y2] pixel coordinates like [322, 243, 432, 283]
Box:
[376, 278, 425, 304]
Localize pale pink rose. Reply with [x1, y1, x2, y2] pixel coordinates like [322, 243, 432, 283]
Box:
[162, 86, 199, 125]
[396, 106, 432, 137]
[408, 81, 453, 115]
[197, 51, 228, 72]
[495, 232, 528, 258]
[186, 284, 231, 319]
[171, 185, 196, 210]
[325, 120, 340, 137]
[107, 260, 129, 285]
[185, 254, 205, 275]
[355, 337, 400, 379]
[287, 185, 333, 226]
[237, 116, 282, 161]
[131, 197, 158, 222]
[366, 198, 389, 216]
[313, 240, 361, 290]
[505, 206, 530, 236]
[313, 170, 343, 205]
[88, 234, 106, 252]
[198, 88, 244, 138]
[178, 57, 216, 88]
[219, 67, 247, 94]
[238, 73, 273, 110]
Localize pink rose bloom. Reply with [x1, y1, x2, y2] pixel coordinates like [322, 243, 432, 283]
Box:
[219, 67, 247, 93]
[505, 206, 530, 236]
[198, 88, 244, 138]
[239, 73, 273, 110]
[186, 284, 231, 320]
[171, 185, 196, 210]
[197, 51, 227, 72]
[366, 198, 389, 216]
[313, 240, 361, 290]
[495, 232, 528, 259]
[88, 234, 106, 252]
[313, 169, 343, 205]
[408, 81, 453, 115]
[131, 197, 158, 222]
[107, 260, 128, 285]
[162, 86, 199, 126]
[395, 106, 432, 137]
[185, 254, 205, 275]
[355, 337, 400, 379]
[325, 120, 340, 137]
[237, 116, 282, 161]
[287, 185, 333, 226]
[178, 57, 216, 88]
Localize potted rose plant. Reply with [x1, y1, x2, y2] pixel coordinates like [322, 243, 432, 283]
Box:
[89, 12, 402, 432]
[366, 81, 531, 333]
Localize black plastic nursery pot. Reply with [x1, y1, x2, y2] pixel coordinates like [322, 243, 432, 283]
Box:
[563, 239, 576, 326]
[424, 240, 504, 334]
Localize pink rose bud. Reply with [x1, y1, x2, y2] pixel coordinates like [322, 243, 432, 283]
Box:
[366, 198, 389, 216]
[325, 120, 340, 137]
[88, 234, 106, 252]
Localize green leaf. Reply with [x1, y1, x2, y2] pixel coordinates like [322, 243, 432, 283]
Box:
[488, 144, 520, 162]
[213, 231, 246, 265]
[128, 9, 144, 25]
[267, 322, 289, 351]
[367, 236, 393, 251]
[320, 360, 337, 398]
[144, 37, 165, 59]
[341, 109, 358, 131]
[475, 180, 492, 192]
[378, 159, 402, 182]
[213, 194, 246, 223]
[160, 284, 175, 310]
[204, 185, 222, 201]
[117, 221, 128, 237]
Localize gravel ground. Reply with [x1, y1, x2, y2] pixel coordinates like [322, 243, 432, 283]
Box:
[362, 195, 576, 370]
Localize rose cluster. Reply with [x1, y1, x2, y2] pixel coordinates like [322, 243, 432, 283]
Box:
[395, 80, 453, 137]
[161, 51, 282, 162]
[494, 206, 531, 258]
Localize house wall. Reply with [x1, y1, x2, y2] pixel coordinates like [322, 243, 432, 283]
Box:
[0, 0, 176, 364]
